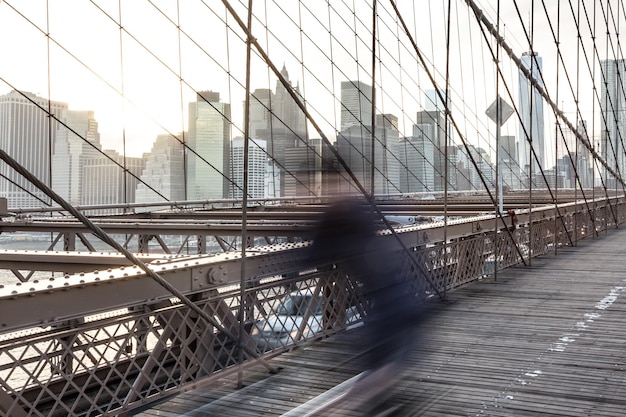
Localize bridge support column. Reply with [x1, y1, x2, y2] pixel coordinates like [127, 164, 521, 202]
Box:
[197, 235, 206, 254]
[63, 232, 76, 252]
[138, 235, 152, 253]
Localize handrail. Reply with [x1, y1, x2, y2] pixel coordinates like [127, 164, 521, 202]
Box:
[0, 195, 623, 416]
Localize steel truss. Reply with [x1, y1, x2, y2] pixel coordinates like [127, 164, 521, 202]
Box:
[0, 196, 624, 416]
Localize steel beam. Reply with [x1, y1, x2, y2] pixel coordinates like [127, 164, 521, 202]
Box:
[0, 196, 620, 332]
[0, 242, 311, 332]
[0, 250, 178, 272]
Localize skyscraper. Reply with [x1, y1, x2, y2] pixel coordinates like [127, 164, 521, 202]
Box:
[248, 88, 273, 140]
[284, 138, 323, 197]
[274, 65, 307, 141]
[518, 51, 545, 180]
[52, 109, 101, 206]
[466, 145, 495, 189]
[560, 120, 593, 189]
[399, 126, 435, 193]
[248, 66, 307, 197]
[415, 110, 448, 191]
[0, 90, 67, 208]
[340, 80, 373, 132]
[500, 135, 521, 190]
[249, 66, 307, 142]
[337, 82, 401, 195]
[600, 59, 626, 187]
[230, 138, 268, 200]
[81, 149, 144, 214]
[187, 91, 231, 200]
[135, 134, 185, 205]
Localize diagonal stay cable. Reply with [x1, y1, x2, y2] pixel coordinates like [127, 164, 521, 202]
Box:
[474, 1, 576, 247]
[469, 0, 622, 186]
[543, 0, 619, 226]
[1, 0, 254, 201]
[0, 147, 278, 374]
[388, 0, 527, 264]
[219, 0, 444, 300]
[475, 0, 622, 229]
[145, 0, 319, 198]
[0, 79, 171, 205]
[468, 0, 603, 244]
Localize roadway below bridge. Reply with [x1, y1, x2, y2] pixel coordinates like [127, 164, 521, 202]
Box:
[135, 226, 626, 416]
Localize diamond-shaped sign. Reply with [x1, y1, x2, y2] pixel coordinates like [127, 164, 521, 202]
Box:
[485, 96, 514, 126]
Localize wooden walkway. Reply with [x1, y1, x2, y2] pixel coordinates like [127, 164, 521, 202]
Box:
[135, 228, 626, 416]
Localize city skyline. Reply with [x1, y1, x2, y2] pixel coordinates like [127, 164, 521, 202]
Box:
[1, 0, 621, 210]
[0, 77, 592, 211]
[0, 61, 598, 211]
[0, 54, 602, 184]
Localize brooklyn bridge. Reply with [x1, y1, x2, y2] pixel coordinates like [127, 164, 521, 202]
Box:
[1, 1, 626, 415]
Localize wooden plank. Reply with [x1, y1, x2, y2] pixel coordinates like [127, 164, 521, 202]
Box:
[135, 228, 626, 416]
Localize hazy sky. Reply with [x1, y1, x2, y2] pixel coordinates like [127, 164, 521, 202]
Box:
[0, 0, 618, 163]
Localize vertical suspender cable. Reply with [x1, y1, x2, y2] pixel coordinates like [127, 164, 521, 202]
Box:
[119, 1, 128, 214]
[574, 0, 581, 243]
[238, 0, 254, 388]
[528, 1, 534, 264]
[590, 0, 599, 235]
[118, 0, 129, 220]
[443, 0, 452, 299]
[600, 2, 617, 231]
[296, 2, 313, 196]
[371, 0, 377, 197]
[617, 0, 626, 207]
[46, 0, 52, 209]
[608, 0, 621, 226]
[608, 1, 618, 214]
[176, 0, 188, 203]
[46, 0, 54, 248]
[575, 0, 583, 240]
[494, 0, 501, 281]
[604, 2, 612, 231]
[554, 1, 561, 251]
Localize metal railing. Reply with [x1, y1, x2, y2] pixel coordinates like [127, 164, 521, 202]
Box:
[0, 196, 624, 416]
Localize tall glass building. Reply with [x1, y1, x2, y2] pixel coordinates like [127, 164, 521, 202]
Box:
[518, 52, 545, 181]
[230, 138, 268, 200]
[340, 80, 373, 132]
[52, 109, 101, 206]
[0, 90, 67, 208]
[337, 80, 400, 195]
[135, 134, 185, 205]
[248, 66, 307, 197]
[81, 150, 144, 214]
[415, 110, 449, 192]
[399, 126, 435, 193]
[600, 59, 626, 187]
[187, 91, 231, 201]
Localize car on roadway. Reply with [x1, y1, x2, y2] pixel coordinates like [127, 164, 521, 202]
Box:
[251, 290, 362, 351]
